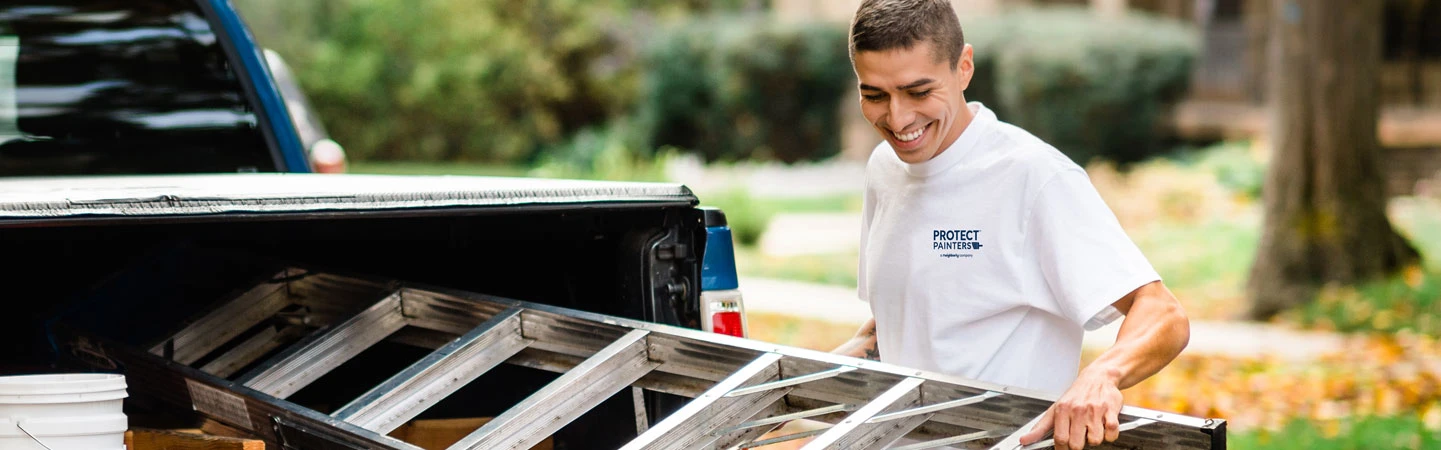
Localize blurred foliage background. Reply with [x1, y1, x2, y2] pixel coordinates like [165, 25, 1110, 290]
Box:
[965, 7, 1199, 165]
[233, 1, 1441, 447]
[235, 0, 1197, 169]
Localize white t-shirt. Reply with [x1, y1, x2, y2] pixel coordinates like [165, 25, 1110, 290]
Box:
[858, 102, 1160, 395]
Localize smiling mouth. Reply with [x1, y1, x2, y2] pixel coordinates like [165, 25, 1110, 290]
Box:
[893, 123, 927, 144]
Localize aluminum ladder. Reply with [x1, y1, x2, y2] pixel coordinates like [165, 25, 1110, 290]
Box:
[52, 267, 1225, 449]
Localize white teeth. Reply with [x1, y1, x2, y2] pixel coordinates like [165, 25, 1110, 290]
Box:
[896, 127, 924, 142]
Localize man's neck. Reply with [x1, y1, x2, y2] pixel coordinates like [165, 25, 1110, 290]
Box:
[930, 102, 978, 161]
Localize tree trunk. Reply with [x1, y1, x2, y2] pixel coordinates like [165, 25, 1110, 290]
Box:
[1246, 0, 1422, 320]
[1242, 0, 1270, 103]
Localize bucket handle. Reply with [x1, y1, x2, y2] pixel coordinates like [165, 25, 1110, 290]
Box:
[16, 421, 56, 450]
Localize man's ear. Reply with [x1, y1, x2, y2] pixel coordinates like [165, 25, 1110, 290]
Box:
[956, 44, 975, 91]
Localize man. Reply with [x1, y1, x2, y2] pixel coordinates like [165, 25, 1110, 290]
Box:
[829, 1, 1191, 449]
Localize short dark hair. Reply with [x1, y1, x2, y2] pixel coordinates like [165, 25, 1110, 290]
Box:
[849, 0, 966, 70]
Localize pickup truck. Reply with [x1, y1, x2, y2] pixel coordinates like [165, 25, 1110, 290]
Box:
[0, 1, 746, 448]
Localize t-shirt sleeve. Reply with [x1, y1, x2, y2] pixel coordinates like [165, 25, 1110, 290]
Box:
[1027, 169, 1160, 330]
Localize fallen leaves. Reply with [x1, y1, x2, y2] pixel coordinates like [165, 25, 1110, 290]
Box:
[1107, 331, 1441, 432]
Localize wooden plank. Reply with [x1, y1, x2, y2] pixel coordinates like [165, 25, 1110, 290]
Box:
[385, 418, 552, 450]
[126, 428, 266, 450]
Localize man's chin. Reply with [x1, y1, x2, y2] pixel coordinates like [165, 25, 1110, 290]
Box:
[893, 147, 931, 164]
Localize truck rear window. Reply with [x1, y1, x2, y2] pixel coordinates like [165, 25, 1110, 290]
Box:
[0, 1, 276, 176]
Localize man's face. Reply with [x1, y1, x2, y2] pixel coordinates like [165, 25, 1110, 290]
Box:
[853, 41, 974, 164]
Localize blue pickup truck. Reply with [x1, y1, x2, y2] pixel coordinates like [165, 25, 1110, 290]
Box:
[0, 1, 746, 447]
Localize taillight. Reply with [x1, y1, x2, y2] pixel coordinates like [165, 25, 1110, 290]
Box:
[701, 289, 747, 338]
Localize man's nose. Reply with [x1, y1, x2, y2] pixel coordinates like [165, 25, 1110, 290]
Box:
[886, 98, 912, 131]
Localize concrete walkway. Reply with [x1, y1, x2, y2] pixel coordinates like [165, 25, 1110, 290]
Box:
[740, 275, 1349, 361]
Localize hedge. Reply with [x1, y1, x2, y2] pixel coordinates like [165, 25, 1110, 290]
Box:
[964, 7, 1200, 165]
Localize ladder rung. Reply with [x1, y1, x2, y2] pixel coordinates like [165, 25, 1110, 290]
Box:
[986, 412, 1047, 450]
[332, 306, 530, 434]
[890, 429, 1009, 450]
[798, 376, 926, 450]
[621, 352, 785, 450]
[716, 403, 855, 436]
[198, 325, 303, 378]
[867, 391, 1003, 424]
[154, 271, 291, 364]
[238, 291, 408, 398]
[1015, 418, 1156, 450]
[724, 366, 857, 398]
[447, 329, 658, 450]
[738, 427, 830, 449]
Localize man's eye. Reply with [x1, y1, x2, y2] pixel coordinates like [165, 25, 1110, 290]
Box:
[863, 94, 886, 102]
[910, 90, 932, 98]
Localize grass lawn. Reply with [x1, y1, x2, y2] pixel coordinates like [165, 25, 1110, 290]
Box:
[1230, 414, 1441, 450]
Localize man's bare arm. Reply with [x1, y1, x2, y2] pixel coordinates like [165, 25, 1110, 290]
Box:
[1085, 281, 1190, 388]
[832, 318, 880, 360]
[1020, 281, 1190, 450]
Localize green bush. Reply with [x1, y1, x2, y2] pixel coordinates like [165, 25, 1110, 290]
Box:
[1192, 141, 1266, 200]
[963, 7, 1199, 166]
[698, 187, 772, 246]
[234, 0, 757, 164]
[528, 120, 675, 182]
[1288, 266, 1441, 336]
[634, 15, 853, 163]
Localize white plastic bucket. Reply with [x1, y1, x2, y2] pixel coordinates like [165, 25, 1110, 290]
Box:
[0, 373, 128, 450]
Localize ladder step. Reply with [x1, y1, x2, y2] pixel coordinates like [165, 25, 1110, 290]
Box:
[237, 291, 408, 398]
[867, 391, 1003, 424]
[986, 412, 1047, 450]
[715, 403, 856, 436]
[332, 306, 531, 434]
[198, 325, 305, 379]
[799, 377, 926, 450]
[447, 329, 658, 450]
[890, 429, 1009, 450]
[621, 352, 786, 450]
[724, 366, 857, 398]
[153, 270, 291, 364]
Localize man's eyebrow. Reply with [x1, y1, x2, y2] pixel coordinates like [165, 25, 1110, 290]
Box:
[899, 79, 935, 90]
[859, 79, 936, 92]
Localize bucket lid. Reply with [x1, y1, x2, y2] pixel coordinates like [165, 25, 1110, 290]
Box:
[0, 374, 126, 396]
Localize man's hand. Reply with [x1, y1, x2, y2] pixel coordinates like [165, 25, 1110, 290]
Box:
[831, 318, 880, 360]
[1017, 367, 1123, 449]
[1020, 281, 1188, 449]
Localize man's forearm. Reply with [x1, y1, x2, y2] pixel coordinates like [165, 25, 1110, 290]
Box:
[1085, 282, 1189, 389]
[833, 318, 880, 361]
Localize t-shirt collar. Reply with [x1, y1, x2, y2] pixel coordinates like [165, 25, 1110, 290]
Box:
[899, 102, 995, 177]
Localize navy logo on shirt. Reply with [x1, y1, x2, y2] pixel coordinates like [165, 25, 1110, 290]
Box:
[933, 229, 982, 258]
